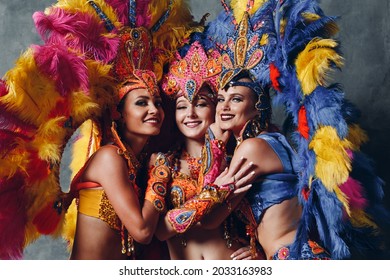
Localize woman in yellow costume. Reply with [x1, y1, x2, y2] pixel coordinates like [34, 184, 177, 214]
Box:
[0, 0, 198, 260]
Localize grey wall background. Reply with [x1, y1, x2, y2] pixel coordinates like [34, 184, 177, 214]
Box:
[0, 0, 389, 259]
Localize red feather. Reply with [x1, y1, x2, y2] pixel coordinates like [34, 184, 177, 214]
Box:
[298, 105, 310, 139]
[0, 175, 27, 259]
[270, 63, 281, 91]
[25, 151, 50, 184]
[32, 200, 63, 235]
[47, 98, 71, 119]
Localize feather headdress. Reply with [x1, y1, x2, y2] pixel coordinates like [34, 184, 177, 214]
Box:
[0, 0, 197, 259]
[206, 0, 389, 259]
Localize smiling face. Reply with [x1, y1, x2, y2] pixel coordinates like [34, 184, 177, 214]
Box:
[175, 86, 216, 142]
[216, 79, 259, 138]
[119, 88, 165, 141]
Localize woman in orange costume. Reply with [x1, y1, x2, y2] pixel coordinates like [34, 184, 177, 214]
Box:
[148, 35, 257, 260]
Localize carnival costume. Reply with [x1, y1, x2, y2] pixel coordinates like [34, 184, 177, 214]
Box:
[204, 0, 389, 259]
[0, 0, 197, 259]
[147, 34, 249, 248]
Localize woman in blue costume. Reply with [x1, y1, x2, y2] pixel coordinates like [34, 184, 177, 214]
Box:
[198, 0, 390, 260]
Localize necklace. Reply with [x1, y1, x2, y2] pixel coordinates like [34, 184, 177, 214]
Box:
[110, 122, 140, 258]
[183, 150, 202, 180]
[111, 122, 140, 182]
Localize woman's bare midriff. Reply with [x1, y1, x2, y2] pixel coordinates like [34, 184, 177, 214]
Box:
[70, 213, 127, 260]
[256, 197, 302, 259]
[167, 225, 242, 260]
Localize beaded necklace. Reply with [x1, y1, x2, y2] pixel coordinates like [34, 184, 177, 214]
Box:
[182, 150, 202, 180]
[111, 122, 142, 258]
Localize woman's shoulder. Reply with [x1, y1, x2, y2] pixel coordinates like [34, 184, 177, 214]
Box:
[238, 136, 270, 152]
[234, 135, 279, 162]
[88, 144, 125, 168]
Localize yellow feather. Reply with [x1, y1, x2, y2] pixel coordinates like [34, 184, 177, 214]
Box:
[309, 126, 353, 191]
[302, 12, 340, 37]
[61, 119, 101, 250]
[148, 0, 199, 81]
[69, 61, 116, 126]
[296, 38, 344, 95]
[62, 200, 78, 251]
[334, 187, 351, 217]
[32, 117, 67, 163]
[0, 140, 31, 178]
[2, 49, 61, 126]
[0, 156, 26, 178]
[347, 124, 368, 151]
[259, 33, 268, 46]
[69, 119, 101, 180]
[231, 0, 267, 20]
[279, 18, 287, 39]
[350, 209, 380, 232]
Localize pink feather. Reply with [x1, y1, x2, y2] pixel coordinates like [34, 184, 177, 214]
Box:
[34, 8, 119, 63]
[135, 0, 152, 27]
[33, 44, 89, 97]
[69, 13, 120, 63]
[106, 0, 152, 27]
[33, 9, 78, 44]
[0, 175, 28, 260]
[0, 79, 8, 97]
[340, 177, 368, 210]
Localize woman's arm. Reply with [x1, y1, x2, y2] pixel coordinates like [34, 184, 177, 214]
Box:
[200, 137, 284, 229]
[154, 156, 255, 241]
[83, 146, 164, 244]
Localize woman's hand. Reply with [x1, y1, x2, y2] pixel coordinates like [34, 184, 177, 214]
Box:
[209, 122, 231, 144]
[231, 243, 266, 260]
[230, 246, 253, 260]
[214, 156, 255, 194]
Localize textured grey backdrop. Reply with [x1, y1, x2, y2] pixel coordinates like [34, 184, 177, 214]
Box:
[0, 0, 389, 259]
